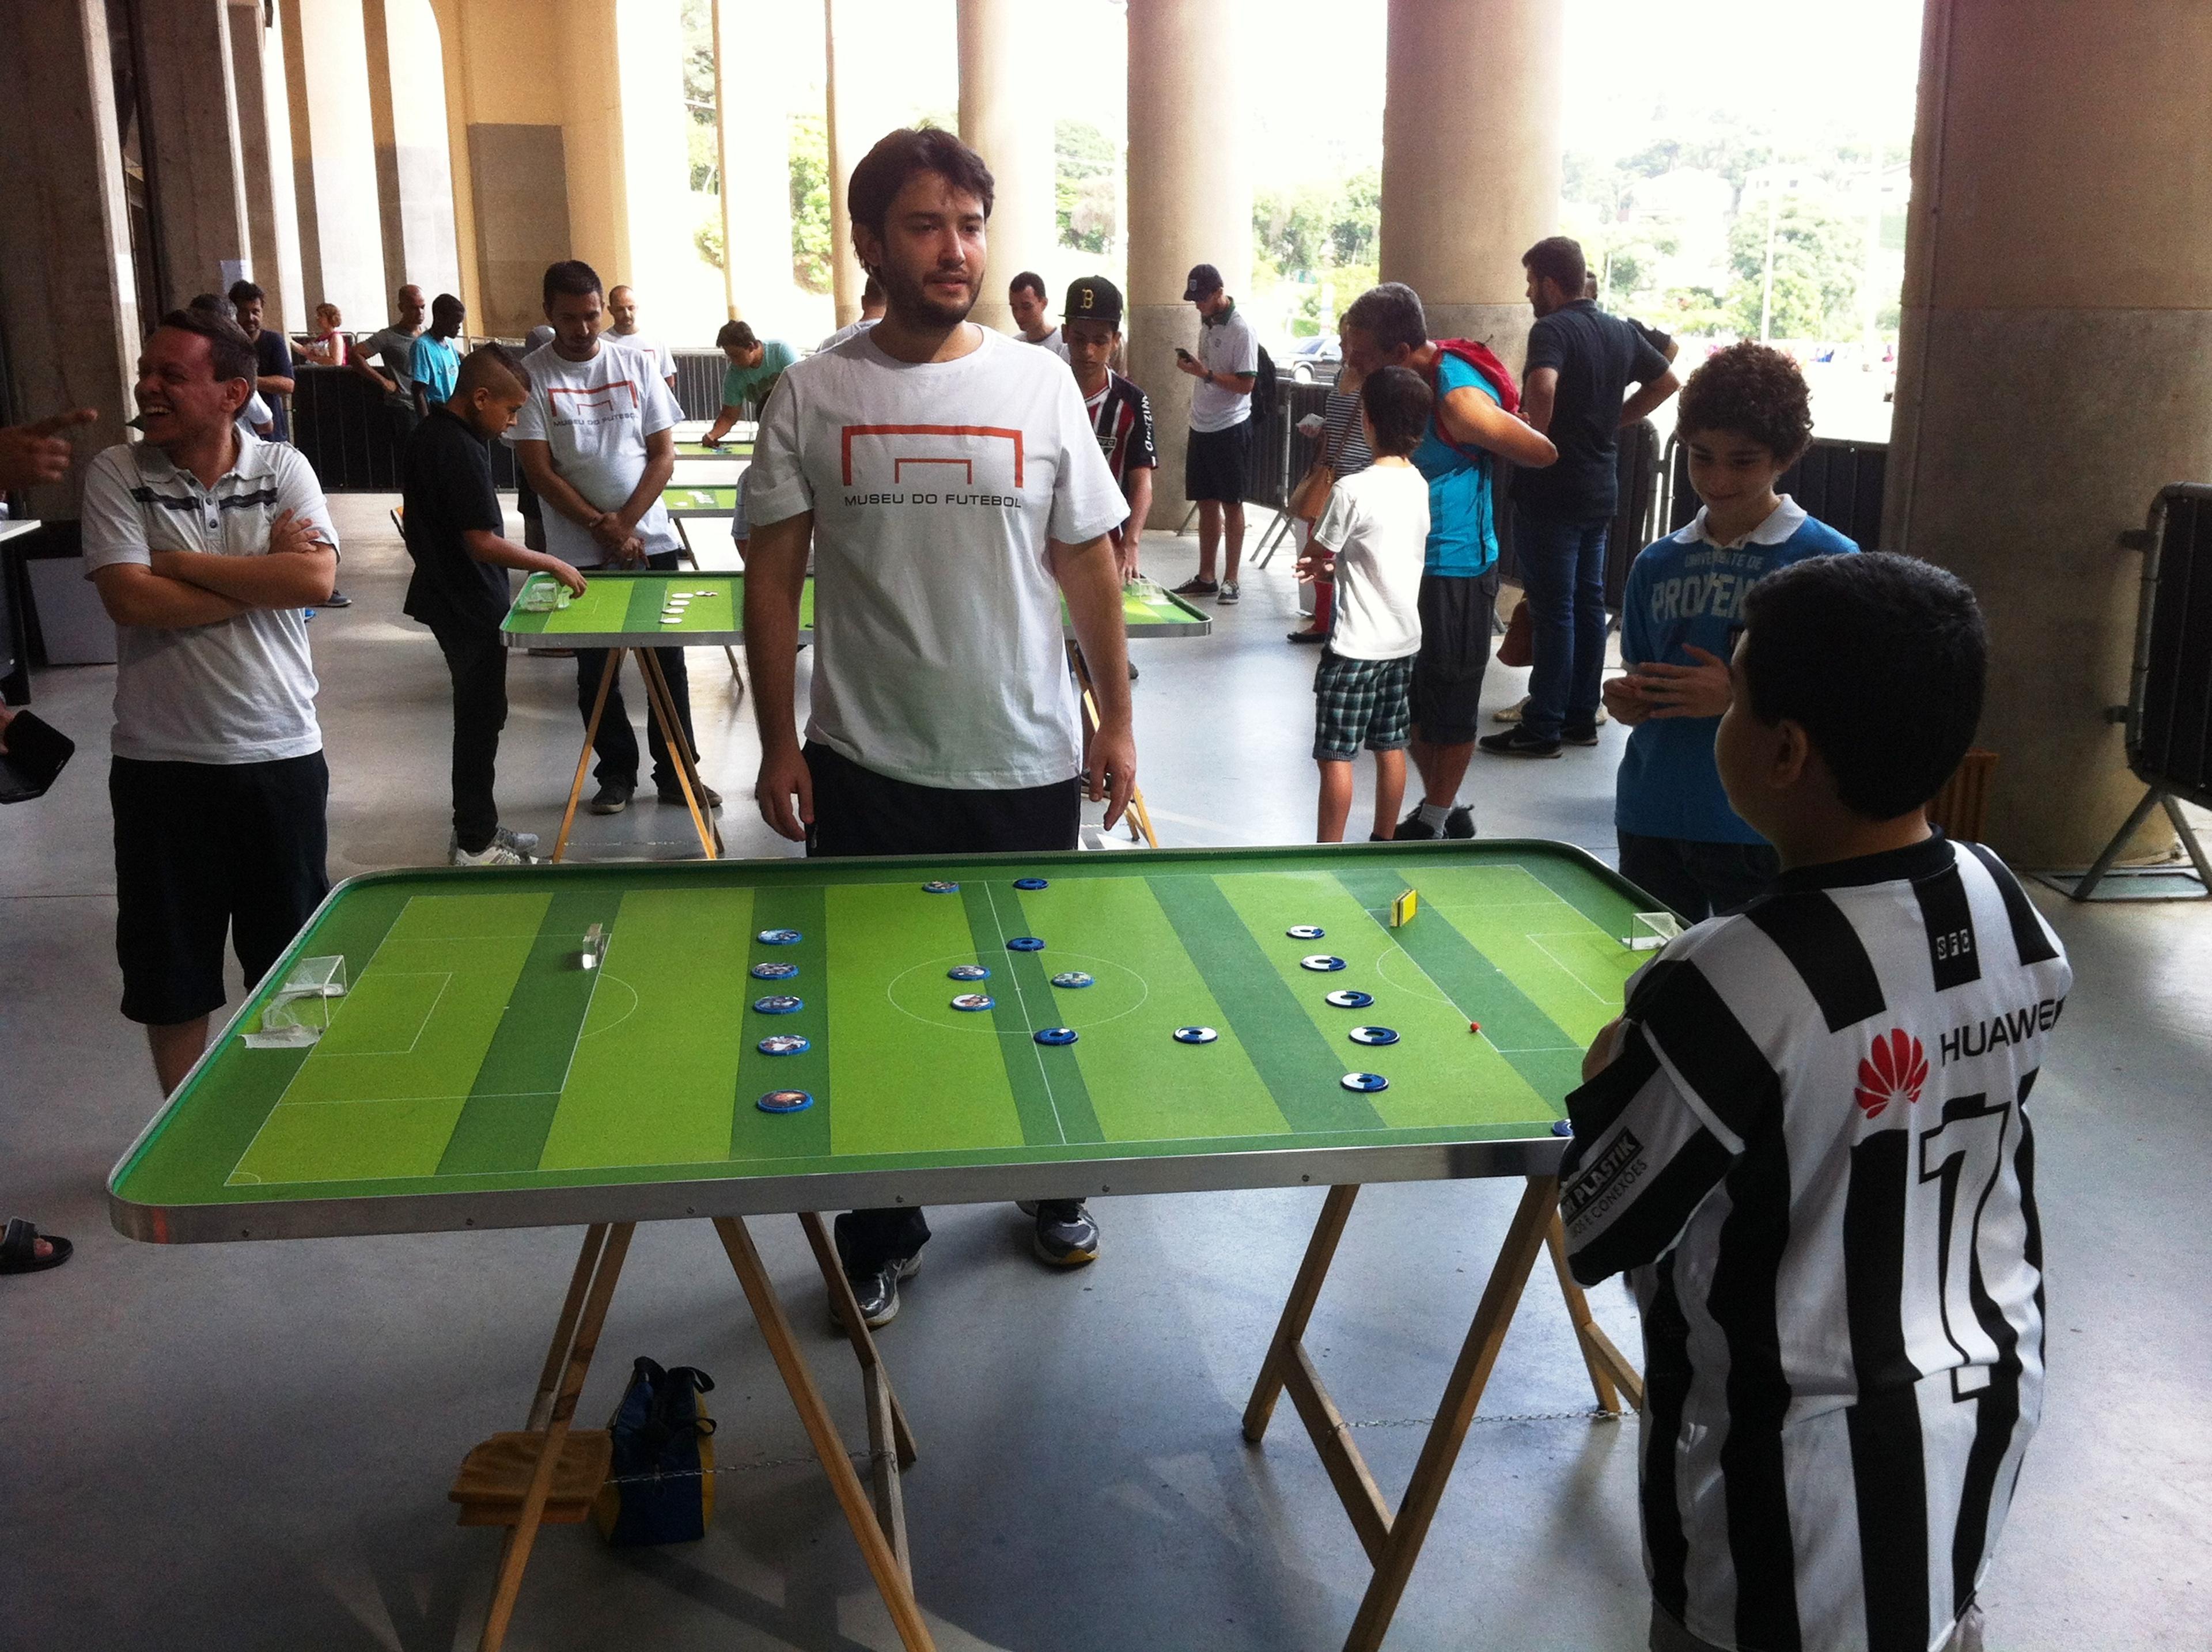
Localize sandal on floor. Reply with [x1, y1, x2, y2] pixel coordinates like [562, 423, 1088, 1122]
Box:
[1, 1218, 72, 1275]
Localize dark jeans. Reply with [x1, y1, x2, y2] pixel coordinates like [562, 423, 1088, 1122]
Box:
[430, 621, 508, 851]
[574, 551, 694, 791]
[1517, 506, 1609, 741]
[1618, 830, 1779, 924]
[385, 401, 421, 487]
[805, 741, 1084, 1275]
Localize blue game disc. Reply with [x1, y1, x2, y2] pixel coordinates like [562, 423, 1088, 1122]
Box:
[1035, 1026, 1078, 1046]
[757, 929, 802, 945]
[1324, 989, 1375, 1009]
[1173, 1026, 1219, 1044]
[1007, 936, 1046, 952]
[757, 1089, 814, 1114]
[757, 1033, 810, 1056]
[1301, 954, 1347, 972]
[751, 961, 800, 981]
[1014, 877, 1050, 891]
[1342, 1071, 1390, 1093]
[922, 880, 959, 893]
[1349, 1025, 1400, 1047]
[1050, 971, 1094, 989]
[1551, 1117, 1575, 1137]
[753, 995, 804, 1015]
[950, 992, 995, 1011]
[1286, 925, 1325, 940]
[948, 964, 992, 981]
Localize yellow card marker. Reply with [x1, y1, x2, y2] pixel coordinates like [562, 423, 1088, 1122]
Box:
[1390, 889, 1418, 928]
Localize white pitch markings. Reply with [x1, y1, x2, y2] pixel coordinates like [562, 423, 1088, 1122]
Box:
[982, 881, 1067, 1146]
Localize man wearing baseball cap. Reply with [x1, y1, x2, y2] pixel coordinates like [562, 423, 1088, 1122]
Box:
[1064, 275, 1158, 587]
[1173, 262, 1258, 604]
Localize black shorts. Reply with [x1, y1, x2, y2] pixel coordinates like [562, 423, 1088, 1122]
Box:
[111, 752, 331, 1026]
[1184, 421, 1252, 504]
[1410, 568, 1501, 745]
[804, 742, 1080, 859]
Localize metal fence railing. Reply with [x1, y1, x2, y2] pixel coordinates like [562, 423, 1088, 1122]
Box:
[1661, 432, 1891, 551]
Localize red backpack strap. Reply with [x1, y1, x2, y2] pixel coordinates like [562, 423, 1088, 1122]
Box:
[1430, 338, 1521, 416]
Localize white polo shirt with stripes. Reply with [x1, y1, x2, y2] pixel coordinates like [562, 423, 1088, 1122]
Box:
[1562, 835, 2071, 1652]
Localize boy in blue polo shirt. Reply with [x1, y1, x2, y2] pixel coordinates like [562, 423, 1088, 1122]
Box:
[1603, 342, 1855, 920]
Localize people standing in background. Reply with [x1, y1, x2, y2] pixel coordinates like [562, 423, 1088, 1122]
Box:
[703, 320, 795, 448]
[1009, 271, 1069, 359]
[1171, 262, 1257, 605]
[1062, 274, 1156, 684]
[817, 275, 886, 353]
[1585, 270, 1679, 365]
[410, 294, 465, 418]
[300, 304, 350, 366]
[1481, 235, 1678, 760]
[1287, 358, 1376, 645]
[227, 281, 296, 444]
[604, 285, 678, 392]
[352, 284, 429, 453]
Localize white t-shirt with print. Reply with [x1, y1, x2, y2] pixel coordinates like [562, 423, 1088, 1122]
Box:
[603, 329, 677, 384]
[747, 326, 1129, 790]
[1021, 324, 1071, 362]
[1309, 461, 1430, 661]
[1191, 305, 1259, 433]
[509, 342, 683, 567]
[79, 435, 339, 764]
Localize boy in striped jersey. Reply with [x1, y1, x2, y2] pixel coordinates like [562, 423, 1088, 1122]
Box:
[1563, 554, 2069, 1652]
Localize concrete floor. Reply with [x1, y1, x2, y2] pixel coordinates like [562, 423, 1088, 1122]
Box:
[3, 498, 2206, 1650]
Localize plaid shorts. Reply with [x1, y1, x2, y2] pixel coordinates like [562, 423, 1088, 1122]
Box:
[1313, 649, 1416, 760]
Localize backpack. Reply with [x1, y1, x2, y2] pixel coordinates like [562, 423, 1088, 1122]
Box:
[590, 1358, 717, 1547]
[1252, 343, 1279, 422]
[1430, 338, 1520, 416]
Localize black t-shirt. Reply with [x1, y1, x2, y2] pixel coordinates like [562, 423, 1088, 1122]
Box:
[401, 407, 511, 631]
[251, 328, 295, 442]
[1517, 299, 1669, 520]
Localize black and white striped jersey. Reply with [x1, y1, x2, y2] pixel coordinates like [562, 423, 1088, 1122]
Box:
[1562, 836, 2070, 1652]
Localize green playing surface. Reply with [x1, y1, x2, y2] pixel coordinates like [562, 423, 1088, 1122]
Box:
[498, 571, 1209, 646]
[663, 484, 740, 518]
[109, 845, 1653, 1241]
[673, 441, 752, 458]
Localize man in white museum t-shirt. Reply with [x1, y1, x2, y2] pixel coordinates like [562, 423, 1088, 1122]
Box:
[512, 260, 716, 816]
[746, 126, 1135, 1329]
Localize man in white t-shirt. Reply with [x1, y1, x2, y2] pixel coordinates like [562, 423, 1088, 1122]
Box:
[511, 260, 712, 816]
[747, 126, 1136, 1329]
[604, 283, 679, 392]
[1172, 262, 1259, 604]
[1008, 270, 1069, 359]
[80, 307, 340, 1096]
[816, 273, 887, 353]
[1298, 366, 1433, 844]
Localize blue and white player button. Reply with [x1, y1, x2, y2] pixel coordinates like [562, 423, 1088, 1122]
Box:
[922, 881, 959, 893]
[757, 1034, 810, 1056]
[1286, 925, 1325, 940]
[757, 929, 803, 945]
[948, 964, 992, 981]
[1172, 1026, 1219, 1044]
[1014, 877, 1050, 891]
[950, 993, 995, 1011]
[1341, 1071, 1389, 1093]
[1301, 954, 1347, 972]
[1035, 1026, 1078, 1046]
[1007, 936, 1046, 952]
[1348, 1025, 1399, 1047]
[1324, 989, 1374, 1009]
[757, 1089, 814, 1114]
[753, 995, 804, 1015]
[751, 961, 800, 981]
[1050, 971, 1094, 989]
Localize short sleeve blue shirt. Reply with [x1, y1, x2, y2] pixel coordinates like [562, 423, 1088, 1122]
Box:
[412, 334, 460, 408]
[1410, 354, 1502, 575]
[1614, 501, 1859, 843]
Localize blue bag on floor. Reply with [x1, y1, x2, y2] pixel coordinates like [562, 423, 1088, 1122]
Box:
[590, 1358, 717, 1546]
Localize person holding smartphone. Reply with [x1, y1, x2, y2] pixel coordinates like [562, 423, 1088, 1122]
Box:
[1172, 263, 1258, 604]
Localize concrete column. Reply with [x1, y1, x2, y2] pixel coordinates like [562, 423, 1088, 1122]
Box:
[259, 0, 309, 328]
[0, 0, 140, 518]
[226, 0, 293, 328]
[363, 0, 461, 304]
[138, 0, 254, 310]
[281, 0, 390, 320]
[824, 0, 859, 326]
[1883, 0, 2212, 866]
[1378, 0, 1561, 370]
[1126, 0, 1251, 528]
[714, 0, 797, 328]
[958, 0, 1056, 334]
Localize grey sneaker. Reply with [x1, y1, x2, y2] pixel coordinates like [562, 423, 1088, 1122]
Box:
[831, 1254, 922, 1330]
[495, 825, 541, 855]
[1217, 580, 1241, 604]
[589, 783, 634, 815]
[450, 839, 535, 867]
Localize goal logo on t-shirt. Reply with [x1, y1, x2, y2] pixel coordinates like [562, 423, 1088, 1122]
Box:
[840, 423, 1025, 492]
[549, 380, 643, 422]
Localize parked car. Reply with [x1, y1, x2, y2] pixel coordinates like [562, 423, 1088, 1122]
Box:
[1282, 334, 1342, 384]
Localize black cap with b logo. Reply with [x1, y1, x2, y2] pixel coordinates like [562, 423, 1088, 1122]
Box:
[1063, 275, 1123, 331]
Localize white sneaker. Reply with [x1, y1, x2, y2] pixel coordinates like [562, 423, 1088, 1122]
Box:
[495, 824, 541, 855]
[450, 839, 536, 867]
[1218, 580, 1241, 604]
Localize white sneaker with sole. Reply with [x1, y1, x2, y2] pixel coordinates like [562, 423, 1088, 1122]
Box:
[1218, 580, 1240, 604]
[450, 839, 536, 867]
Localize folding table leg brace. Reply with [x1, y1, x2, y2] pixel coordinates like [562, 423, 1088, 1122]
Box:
[1241, 1179, 1642, 1652]
[471, 1215, 934, 1652]
[550, 648, 724, 862]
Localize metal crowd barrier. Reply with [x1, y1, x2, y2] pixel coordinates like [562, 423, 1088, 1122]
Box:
[1661, 431, 1889, 550]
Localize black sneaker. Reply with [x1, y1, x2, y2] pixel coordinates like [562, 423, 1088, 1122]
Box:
[657, 781, 723, 809]
[1444, 805, 1476, 839]
[1030, 1200, 1099, 1267]
[1170, 576, 1219, 597]
[1288, 628, 1327, 645]
[831, 1254, 922, 1330]
[1478, 728, 1563, 760]
[1128, 661, 1139, 681]
[589, 782, 634, 814]
[321, 589, 353, 609]
[1561, 723, 1600, 747]
[1393, 809, 1440, 841]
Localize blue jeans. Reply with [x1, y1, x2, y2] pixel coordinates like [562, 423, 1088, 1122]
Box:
[1517, 507, 1609, 740]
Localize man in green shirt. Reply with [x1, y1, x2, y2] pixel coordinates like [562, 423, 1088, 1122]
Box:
[702, 320, 796, 447]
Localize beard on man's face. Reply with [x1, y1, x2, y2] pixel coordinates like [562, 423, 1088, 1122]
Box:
[878, 255, 979, 329]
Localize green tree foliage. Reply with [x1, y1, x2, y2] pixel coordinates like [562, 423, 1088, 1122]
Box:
[1329, 168, 1380, 267]
[696, 215, 725, 273]
[1725, 196, 1863, 340]
[789, 112, 833, 294]
[1056, 120, 1116, 253]
[680, 0, 718, 192]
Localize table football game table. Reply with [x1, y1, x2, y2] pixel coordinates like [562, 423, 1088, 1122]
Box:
[109, 843, 1649, 1651]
